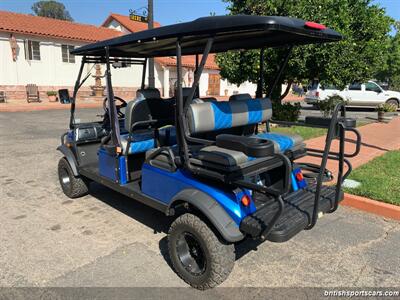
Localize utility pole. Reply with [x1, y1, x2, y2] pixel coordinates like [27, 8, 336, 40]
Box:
[148, 0, 155, 88]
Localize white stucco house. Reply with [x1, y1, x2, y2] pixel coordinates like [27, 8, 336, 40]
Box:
[0, 11, 256, 102]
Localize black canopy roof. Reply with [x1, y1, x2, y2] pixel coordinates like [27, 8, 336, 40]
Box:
[72, 15, 342, 57]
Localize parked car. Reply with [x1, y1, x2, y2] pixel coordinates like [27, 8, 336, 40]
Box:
[305, 80, 400, 108]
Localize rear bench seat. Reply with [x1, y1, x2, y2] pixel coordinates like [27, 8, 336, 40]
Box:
[228, 94, 305, 155]
[183, 97, 305, 171]
[185, 98, 278, 171]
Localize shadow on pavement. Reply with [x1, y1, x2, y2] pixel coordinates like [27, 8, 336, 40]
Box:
[88, 182, 267, 268]
[88, 182, 172, 235]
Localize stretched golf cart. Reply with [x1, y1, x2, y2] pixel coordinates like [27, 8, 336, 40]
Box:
[57, 15, 361, 289]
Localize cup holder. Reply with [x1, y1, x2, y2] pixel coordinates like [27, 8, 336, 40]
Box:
[216, 134, 275, 157]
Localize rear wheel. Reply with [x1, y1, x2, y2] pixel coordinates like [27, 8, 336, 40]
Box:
[386, 98, 399, 108]
[168, 213, 235, 290]
[58, 157, 89, 198]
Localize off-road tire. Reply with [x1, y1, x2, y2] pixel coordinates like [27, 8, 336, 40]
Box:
[168, 213, 235, 290]
[58, 157, 89, 198]
[386, 98, 399, 108]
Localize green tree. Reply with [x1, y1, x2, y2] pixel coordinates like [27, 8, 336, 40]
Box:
[216, 0, 393, 101]
[32, 1, 73, 21]
[376, 23, 400, 90]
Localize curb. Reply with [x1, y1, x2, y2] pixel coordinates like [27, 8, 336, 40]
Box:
[341, 193, 400, 221]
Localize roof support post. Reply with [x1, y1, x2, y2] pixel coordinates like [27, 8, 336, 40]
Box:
[141, 58, 148, 90]
[105, 46, 121, 150]
[175, 39, 189, 163]
[266, 45, 293, 99]
[183, 37, 214, 111]
[147, 0, 155, 88]
[256, 48, 265, 98]
[69, 55, 86, 129]
[195, 54, 200, 97]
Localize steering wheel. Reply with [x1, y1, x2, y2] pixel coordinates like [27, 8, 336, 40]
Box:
[103, 96, 127, 118]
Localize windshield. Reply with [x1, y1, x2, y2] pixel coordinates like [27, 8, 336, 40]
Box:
[73, 61, 143, 125]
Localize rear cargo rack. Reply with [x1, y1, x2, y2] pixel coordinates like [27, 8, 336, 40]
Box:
[238, 103, 361, 240]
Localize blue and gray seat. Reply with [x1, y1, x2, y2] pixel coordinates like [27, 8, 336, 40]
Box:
[185, 97, 305, 170]
[120, 89, 176, 155]
[228, 94, 305, 154]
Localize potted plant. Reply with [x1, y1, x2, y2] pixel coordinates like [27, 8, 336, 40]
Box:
[376, 103, 397, 123]
[47, 91, 58, 102]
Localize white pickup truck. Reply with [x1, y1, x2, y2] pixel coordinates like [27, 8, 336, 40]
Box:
[305, 81, 400, 108]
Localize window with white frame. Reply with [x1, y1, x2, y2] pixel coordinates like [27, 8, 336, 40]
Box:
[61, 45, 75, 63]
[24, 40, 41, 61]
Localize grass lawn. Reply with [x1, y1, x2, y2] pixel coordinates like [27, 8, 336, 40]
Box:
[271, 126, 327, 140]
[344, 150, 400, 206]
[270, 120, 369, 140]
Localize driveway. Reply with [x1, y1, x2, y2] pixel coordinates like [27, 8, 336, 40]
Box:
[0, 109, 399, 289]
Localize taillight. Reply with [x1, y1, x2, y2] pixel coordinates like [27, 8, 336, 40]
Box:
[241, 195, 251, 207]
[316, 91, 320, 98]
[305, 21, 326, 30]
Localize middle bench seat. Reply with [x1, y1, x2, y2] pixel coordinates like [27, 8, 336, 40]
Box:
[120, 126, 176, 155]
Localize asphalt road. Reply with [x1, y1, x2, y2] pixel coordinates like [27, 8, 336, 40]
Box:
[0, 109, 399, 293]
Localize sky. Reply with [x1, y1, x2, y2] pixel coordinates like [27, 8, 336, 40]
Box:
[0, 0, 399, 27]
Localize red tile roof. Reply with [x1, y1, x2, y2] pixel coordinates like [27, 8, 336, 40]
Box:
[156, 54, 220, 70]
[102, 13, 161, 33]
[0, 10, 120, 42]
[0, 10, 220, 70]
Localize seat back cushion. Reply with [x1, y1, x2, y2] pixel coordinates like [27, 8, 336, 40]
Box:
[124, 99, 152, 132]
[136, 88, 161, 100]
[125, 98, 175, 132]
[186, 98, 272, 134]
[229, 93, 251, 101]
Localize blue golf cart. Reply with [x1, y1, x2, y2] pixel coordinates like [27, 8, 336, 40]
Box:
[57, 15, 361, 289]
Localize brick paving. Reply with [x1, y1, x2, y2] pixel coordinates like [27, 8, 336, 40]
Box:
[298, 116, 400, 176]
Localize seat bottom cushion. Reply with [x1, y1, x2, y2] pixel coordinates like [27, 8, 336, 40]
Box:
[255, 132, 304, 152]
[121, 131, 156, 154]
[196, 145, 251, 167]
[121, 126, 177, 155]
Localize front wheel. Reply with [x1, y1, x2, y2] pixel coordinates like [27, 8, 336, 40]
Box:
[168, 213, 235, 290]
[58, 157, 89, 198]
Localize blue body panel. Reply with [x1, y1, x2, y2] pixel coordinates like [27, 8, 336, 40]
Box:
[98, 149, 127, 184]
[291, 173, 299, 191]
[141, 163, 256, 225]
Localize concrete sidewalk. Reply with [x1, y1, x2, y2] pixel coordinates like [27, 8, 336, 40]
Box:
[299, 116, 400, 176]
[0, 93, 304, 112]
[0, 101, 103, 112]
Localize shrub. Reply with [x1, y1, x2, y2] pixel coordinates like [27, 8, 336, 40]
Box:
[47, 91, 57, 96]
[272, 101, 301, 122]
[317, 95, 347, 117]
[376, 103, 397, 112]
